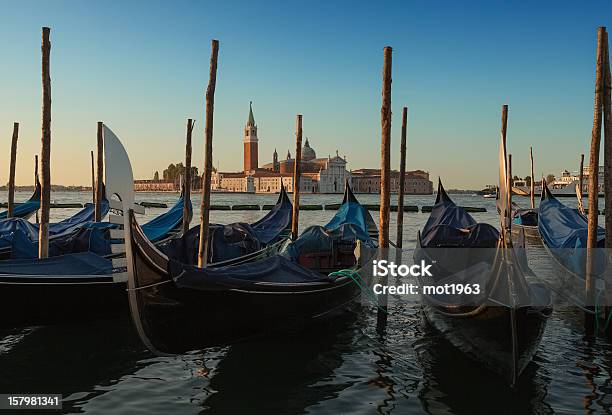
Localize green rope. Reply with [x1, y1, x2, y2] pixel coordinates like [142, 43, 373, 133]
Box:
[594, 289, 612, 333]
[329, 269, 388, 314]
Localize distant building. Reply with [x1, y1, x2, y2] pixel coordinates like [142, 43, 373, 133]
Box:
[211, 103, 351, 193]
[350, 169, 433, 194]
[134, 179, 176, 191]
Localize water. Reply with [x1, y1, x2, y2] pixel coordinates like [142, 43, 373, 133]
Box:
[0, 191, 611, 414]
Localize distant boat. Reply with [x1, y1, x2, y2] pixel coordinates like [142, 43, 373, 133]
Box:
[548, 180, 604, 197]
[483, 193, 496, 199]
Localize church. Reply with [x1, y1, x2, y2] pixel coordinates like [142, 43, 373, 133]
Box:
[211, 103, 351, 193]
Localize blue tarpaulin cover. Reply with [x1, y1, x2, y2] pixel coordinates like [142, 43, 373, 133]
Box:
[0, 251, 113, 276]
[250, 186, 292, 244]
[0, 199, 110, 257]
[141, 196, 190, 242]
[160, 187, 291, 265]
[283, 184, 378, 260]
[513, 207, 538, 226]
[420, 180, 499, 248]
[171, 254, 331, 290]
[538, 182, 605, 276]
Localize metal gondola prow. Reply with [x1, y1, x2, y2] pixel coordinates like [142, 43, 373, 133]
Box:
[341, 179, 358, 205]
[102, 125, 141, 292]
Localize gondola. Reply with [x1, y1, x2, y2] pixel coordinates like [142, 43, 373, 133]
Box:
[0, 177, 295, 329]
[0, 193, 188, 260]
[157, 184, 292, 267]
[537, 180, 606, 309]
[125, 183, 377, 353]
[0, 197, 110, 259]
[0, 179, 41, 221]
[415, 179, 551, 385]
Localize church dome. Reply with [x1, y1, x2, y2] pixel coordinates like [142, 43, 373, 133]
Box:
[301, 138, 316, 161]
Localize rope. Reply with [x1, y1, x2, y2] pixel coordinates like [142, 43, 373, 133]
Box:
[594, 288, 612, 332]
[328, 268, 388, 314]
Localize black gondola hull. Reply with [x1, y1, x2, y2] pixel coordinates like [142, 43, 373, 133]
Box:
[0, 279, 126, 328]
[421, 301, 550, 383]
[127, 209, 367, 353]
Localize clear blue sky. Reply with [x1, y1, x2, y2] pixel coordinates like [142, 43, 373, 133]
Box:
[0, 0, 610, 189]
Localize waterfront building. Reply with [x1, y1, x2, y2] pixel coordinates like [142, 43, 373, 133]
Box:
[134, 180, 176, 192]
[211, 103, 351, 193]
[350, 168, 433, 194]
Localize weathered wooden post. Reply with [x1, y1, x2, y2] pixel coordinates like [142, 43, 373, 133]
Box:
[38, 27, 51, 259]
[377, 46, 392, 335]
[508, 154, 513, 209]
[579, 154, 585, 199]
[182, 118, 194, 234]
[601, 28, 612, 334]
[291, 114, 303, 240]
[379, 46, 392, 249]
[577, 154, 585, 215]
[7, 122, 19, 218]
[585, 27, 606, 329]
[395, 107, 407, 248]
[529, 146, 535, 209]
[197, 39, 219, 268]
[90, 150, 95, 204]
[603, 29, 612, 248]
[501, 105, 509, 228]
[95, 121, 104, 221]
[34, 155, 39, 224]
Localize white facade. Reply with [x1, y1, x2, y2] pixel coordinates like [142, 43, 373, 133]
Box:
[317, 155, 351, 193]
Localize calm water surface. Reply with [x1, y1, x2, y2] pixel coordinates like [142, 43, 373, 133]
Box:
[0, 191, 610, 414]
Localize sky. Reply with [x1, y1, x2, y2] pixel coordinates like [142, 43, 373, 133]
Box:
[0, 0, 610, 189]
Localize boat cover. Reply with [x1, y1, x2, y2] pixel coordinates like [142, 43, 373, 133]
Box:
[49, 199, 109, 234]
[420, 180, 499, 248]
[0, 251, 113, 276]
[539, 182, 605, 276]
[0, 183, 41, 220]
[0, 199, 110, 257]
[5, 222, 116, 259]
[141, 196, 190, 243]
[159, 188, 291, 264]
[512, 208, 538, 227]
[282, 184, 378, 260]
[250, 186, 293, 244]
[160, 222, 262, 265]
[171, 254, 331, 290]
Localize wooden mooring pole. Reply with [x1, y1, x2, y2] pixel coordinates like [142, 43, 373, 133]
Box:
[39, 27, 51, 259]
[585, 27, 606, 332]
[7, 122, 19, 218]
[90, 150, 95, 204]
[182, 119, 194, 234]
[377, 46, 392, 335]
[529, 146, 535, 209]
[34, 155, 39, 223]
[379, 46, 392, 249]
[291, 115, 303, 240]
[395, 107, 407, 248]
[95, 121, 104, 221]
[577, 154, 585, 215]
[508, 154, 513, 209]
[197, 39, 219, 268]
[579, 154, 585, 199]
[500, 105, 509, 228]
[601, 28, 612, 335]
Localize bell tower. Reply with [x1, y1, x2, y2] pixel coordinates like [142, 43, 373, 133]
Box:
[244, 101, 258, 173]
